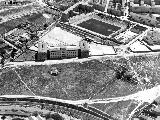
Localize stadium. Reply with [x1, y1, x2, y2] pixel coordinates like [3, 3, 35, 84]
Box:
[59, 1, 147, 48]
[34, 0, 160, 60]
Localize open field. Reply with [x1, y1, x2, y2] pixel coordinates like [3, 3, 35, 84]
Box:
[1, 53, 160, 119]
[77, 18, 121, 36]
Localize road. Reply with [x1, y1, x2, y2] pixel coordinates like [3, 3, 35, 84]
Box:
[0, 84, 160, 119]
[76, 85, 160, 105]
[0, 37, 18, 50]
[0, 65, 159, 106]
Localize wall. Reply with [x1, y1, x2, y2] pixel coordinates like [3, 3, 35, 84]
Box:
[48, 48, 79, 59]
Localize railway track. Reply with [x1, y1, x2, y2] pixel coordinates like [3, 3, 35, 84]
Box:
[0, 95, 116, 120]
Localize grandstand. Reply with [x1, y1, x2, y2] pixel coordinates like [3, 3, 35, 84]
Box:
[58, 22, 122, 46]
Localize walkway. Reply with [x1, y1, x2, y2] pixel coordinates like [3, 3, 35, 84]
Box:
[63, 2, 82, 14]
[0, 37, 18, 50]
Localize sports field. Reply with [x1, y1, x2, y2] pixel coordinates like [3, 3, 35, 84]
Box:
[77, 18, 121, 36]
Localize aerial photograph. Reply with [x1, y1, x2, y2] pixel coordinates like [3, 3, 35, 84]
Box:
[0, 0, 160, 120]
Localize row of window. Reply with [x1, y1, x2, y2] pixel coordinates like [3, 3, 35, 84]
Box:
[50, 52, 78, 58]
[50, 51, 78, 55]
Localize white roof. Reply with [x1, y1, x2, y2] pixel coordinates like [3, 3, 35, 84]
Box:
[89, 43, 116, 55]
[48, 46, 60, 51]
[29, 46, 38, 51]
[153, 14, 160, 17]
[149, 45, 160, 50]
[40, 27, 82, 47]
[66, 46, 79, 50]
[42, 13, 52, 19]
[48, 45, 79, 51]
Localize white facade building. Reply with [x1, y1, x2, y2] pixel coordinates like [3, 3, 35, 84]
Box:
[37, 38, 90, 60]
[38, 41, 48, 53]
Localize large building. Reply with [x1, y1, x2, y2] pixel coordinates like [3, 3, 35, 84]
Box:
[36, 39, 90, 61]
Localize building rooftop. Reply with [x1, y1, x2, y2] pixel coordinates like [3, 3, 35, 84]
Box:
[89, 43, 116, 55]
[48, 45, 79, 50]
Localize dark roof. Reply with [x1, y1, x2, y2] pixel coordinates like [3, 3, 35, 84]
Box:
[156, 17, 160, 22]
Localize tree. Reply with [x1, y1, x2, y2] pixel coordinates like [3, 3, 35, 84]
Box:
[50, 113, 64, 120]
[68, 10, 74, 17]
[10, 48, 17, 61]
[1, 116, 6, 120]
[32, 111, 39, 117]
[0, 49, 6, 57]
[74, 0, 79, 3]
[44, 24, 48, 29]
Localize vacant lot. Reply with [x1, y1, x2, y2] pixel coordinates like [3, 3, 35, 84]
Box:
[77, 18, 121, 36]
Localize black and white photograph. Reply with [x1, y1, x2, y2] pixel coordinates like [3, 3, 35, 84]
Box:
[0, 0, 160, 119]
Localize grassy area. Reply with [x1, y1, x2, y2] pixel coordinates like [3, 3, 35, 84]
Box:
[1, 54, 160, 119]
[143, 30, 160, 45]
[14, 50, 36, 62]
[77, 18, 120, 36]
